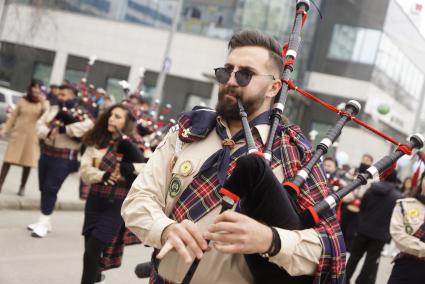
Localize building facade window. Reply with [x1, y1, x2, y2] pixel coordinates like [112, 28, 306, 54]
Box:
[32, 62, 53, 85]
[106, 77, 125, 101]
[375, 33, 424, 101]
[64, 69, 85, 85]
[184, 93, 209, 111]
[328, 24, 381, 65]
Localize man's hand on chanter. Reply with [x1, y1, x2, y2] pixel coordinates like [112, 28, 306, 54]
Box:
[203, 210, 273, 255]
[157, 220, 209, 264]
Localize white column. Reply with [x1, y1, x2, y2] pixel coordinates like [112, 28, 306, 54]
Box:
[49, 50, 68, 85]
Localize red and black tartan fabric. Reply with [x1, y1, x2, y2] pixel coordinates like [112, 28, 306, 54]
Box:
[150, 110, 346, 284]
[79, 179, 90, 200]
[413, 221, 425, 243]
[88, 138, 142, 271]
[99, 223, 140, 271]
[40, 142, 78, 160]
[88, 144, 129, 201]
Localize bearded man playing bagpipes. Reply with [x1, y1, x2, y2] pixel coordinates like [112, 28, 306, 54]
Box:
[121, 27, 346, 284]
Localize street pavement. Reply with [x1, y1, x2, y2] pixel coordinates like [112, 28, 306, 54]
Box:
[0, 140, 394, 283]
[0, 210, 152, 284]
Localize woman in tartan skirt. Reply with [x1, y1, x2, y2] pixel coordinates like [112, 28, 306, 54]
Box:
[79, 104, 145, 284]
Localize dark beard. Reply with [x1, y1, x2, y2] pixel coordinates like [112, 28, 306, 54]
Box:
[215, 86, 265, 121]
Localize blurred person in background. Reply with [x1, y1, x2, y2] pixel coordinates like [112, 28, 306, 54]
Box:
[345, 170, 402, 284]
[340, 153, 374, 252]
[79, 104, 145, 284]
[46, 84, 60, 106]
[0, 79, 48, 196]
[387, 172, 425, 284]
[27, 84, 94, 238]
[323, 157, 346, 221]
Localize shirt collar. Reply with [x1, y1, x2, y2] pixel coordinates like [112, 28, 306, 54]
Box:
[217, 116, 269, 145]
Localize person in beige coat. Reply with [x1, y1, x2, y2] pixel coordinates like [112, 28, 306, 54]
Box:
[0, 79, 48, 196]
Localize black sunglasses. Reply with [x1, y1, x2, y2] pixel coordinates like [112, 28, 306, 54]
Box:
[214, 67, 276, 87]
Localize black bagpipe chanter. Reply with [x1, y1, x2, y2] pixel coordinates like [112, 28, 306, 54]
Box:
[180, 1, 425, 283]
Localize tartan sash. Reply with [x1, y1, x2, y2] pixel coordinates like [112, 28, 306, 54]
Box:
[413, 221, 425, 242]
[90, 134, 144, 200]
[88, 143, 128, 201]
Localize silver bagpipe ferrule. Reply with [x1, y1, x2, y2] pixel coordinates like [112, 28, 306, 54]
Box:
[284, 100, 361, 196]
[302, 133, 425, 226]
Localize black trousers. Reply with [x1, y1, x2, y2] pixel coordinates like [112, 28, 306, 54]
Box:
[345, 233, 385, 284]
[38, 154, 79, 214]
[388, 255, 425, 284]
[340, 205, 359, 252]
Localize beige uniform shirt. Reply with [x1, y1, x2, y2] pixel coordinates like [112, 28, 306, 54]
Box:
[36, 105, 94, 150]
[390, 198, 425, 258]
[122, 120, 322, 283]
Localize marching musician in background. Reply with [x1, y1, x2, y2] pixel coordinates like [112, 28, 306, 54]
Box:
[46, 84, 60, 106]
[340, 153, 374, 252]
[323, 157, 346, 221]
[122, 30, 345, 283]
[28, 84, 94, 238]
[387, 172, 425, 284]
[80, 104, 145, 284]
[345, 170, 402, 284]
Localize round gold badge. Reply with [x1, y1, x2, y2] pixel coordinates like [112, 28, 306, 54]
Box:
[169, 176, 182, 198]
[180, 161, 193, 176]
[408, 208, 420, 218]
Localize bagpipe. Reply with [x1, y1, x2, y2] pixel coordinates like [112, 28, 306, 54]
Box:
[182, 1, 425, 283]
[106, 127, 145, 202]
[118, 77, 177, 152]
[77, 55, 100, 118]
[50, 104, 90, 132]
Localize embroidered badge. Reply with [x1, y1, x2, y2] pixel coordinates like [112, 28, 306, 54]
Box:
[181, 127, 191, 138]
[408, 208, 419, 218]
[180, 161, 193, 176]
[169, 176, 182, 197]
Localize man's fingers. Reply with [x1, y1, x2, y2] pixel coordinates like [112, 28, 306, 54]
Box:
[203, 231, 238, 244]
[183, 222, 208, 251]
[177, 226, 204, 259]
[171, 235, 194, 264]
[157, 234, 194, 264]
[214, 210, 243, 223]
[156, 241, 173, 259]
[207, 221, 241, 234]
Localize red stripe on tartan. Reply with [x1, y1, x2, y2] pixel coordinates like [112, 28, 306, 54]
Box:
[89, 184, 128, 200]
[41, 143, 78, 160]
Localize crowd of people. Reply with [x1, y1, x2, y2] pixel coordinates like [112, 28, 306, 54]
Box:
[0, 29, 424, 284]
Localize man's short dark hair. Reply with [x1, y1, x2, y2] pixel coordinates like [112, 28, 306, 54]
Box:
[228, 30, 283, 77]
[59, 83, 77, 95]
[362, 153, 374, 162]
[129, 94, 149, 105]
[324, 157, 338, 167]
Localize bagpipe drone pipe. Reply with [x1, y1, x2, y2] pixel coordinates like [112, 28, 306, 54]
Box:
[181, 0, 425, 283]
